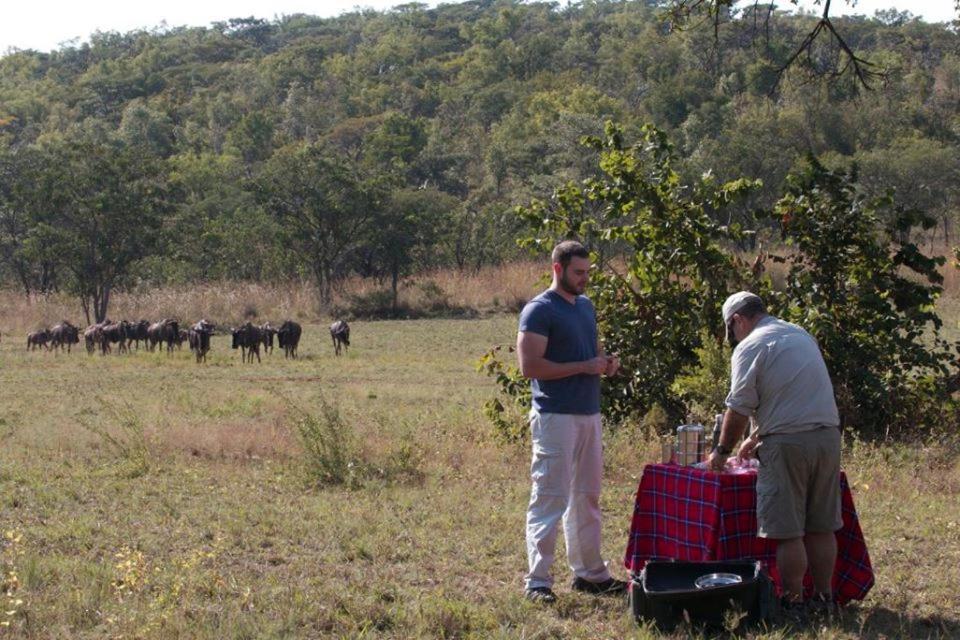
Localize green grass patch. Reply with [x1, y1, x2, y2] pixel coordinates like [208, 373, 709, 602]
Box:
[0, 317, 957, 638]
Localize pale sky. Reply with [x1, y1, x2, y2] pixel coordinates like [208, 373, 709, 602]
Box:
[1, 1, 955, 55]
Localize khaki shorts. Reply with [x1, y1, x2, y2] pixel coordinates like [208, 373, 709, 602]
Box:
[756, 427, 842, 539]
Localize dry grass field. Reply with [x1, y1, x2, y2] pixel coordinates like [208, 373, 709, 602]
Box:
[1, 266, 959, 638]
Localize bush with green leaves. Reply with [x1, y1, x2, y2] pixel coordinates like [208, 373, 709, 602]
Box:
[764, 156, 958, 439]
[482, 127, 959, 441]
[670, 330, 731, 423]
[482, 121, 757, 430]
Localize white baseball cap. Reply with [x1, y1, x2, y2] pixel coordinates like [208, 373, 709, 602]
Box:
[722, 291, 763, 326]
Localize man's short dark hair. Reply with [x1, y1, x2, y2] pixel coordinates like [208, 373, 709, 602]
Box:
[737, 297, 767, 319]
[551, 240, 589, 268]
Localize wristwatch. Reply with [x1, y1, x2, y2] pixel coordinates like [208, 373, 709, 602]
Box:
[713, 444, 733, 456]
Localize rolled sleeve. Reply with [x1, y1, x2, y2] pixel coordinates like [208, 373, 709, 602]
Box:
[725, 342, 764, 416]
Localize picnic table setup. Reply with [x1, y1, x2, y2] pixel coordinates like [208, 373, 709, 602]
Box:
[622, 453, 875, 628]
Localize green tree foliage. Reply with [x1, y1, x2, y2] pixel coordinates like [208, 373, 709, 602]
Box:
[255, 143, 383, 304]
[0, 0, 957, 319]
[766, 157, 956, 439]
[367, 187, 460, 314]
[513, 122, 758, 422]
[484, 127, 958, 441]
[0, 145, 60, 293]
[35, 137, 170, 322]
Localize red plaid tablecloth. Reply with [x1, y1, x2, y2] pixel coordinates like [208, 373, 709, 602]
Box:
[623, 464, 874, 605]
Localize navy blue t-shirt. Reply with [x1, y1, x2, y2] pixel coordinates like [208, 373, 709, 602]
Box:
[518, 289, 601, 415]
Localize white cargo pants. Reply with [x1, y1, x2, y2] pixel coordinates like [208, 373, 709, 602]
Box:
[525, 411, 611, 590]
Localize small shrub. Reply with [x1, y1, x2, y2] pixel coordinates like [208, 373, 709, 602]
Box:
[416, 280, 451, 313]
[640, 403, 671, 434]
[340, 288, 408, 320]
[77, 402, 152, 478]
[477, 345, 530, 445]
[379, 436, 425, 485]
[285, 396, 424, 488]
[670, 331, 731, 424]
[292, 398, 360, 487]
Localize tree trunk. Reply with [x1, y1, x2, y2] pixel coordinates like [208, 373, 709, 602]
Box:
[15, 261, 31, 296]
[391, 260, 400, 316]
[80, 296, 91, 326]
[96, 284, 111, 323]
[313, 260, 333, 306]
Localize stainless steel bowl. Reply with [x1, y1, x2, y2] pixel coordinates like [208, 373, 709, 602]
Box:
[694, 572, 743, 589]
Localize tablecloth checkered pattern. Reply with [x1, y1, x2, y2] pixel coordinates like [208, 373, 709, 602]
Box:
[623, 463, 874, 604]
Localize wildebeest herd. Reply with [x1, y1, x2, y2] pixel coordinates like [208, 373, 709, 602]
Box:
[20, 319, 352, 363]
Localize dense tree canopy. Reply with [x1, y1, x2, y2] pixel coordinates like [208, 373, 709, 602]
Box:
[0, 0, 957, 315]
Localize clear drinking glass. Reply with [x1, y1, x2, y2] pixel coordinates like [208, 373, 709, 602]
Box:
[660, 440, 675, 464]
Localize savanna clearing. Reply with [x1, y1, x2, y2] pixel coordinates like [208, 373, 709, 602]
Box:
[1, 315, 958, 639]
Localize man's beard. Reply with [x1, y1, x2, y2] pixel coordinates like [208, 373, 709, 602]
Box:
[559, 273, 585, 296]
[727, 323, 739, 349]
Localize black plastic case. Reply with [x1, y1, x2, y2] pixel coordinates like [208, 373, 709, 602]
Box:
[630, 560, 776, 631]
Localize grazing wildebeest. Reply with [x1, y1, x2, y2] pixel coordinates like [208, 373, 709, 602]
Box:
[277, 320, 302, 359]
[188, 319, 215, 363]
[27, 328, 51, 351]
[49, 321, 80, 353]
[148, 319, 180, 353]
[330, 320, 350, 357]
[176, 329, 188, 350]
[260, 322, 277, 354]
[231, 322, 262, 363]
[127, 319, 150, 350]
[83, 323, 106, 355]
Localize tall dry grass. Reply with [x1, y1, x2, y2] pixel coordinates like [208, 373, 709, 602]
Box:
[0, 262, 548, 335]
[3, 242, 957, 338]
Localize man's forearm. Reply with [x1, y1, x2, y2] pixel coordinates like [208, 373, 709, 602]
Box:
[718, 409, 751, 450]
[520, 356, 586, 380]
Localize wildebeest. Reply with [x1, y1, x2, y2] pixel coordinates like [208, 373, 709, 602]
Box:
[330, 320, 350, 357]
[49, 321, 80, 353]
[99, 320, 132, 354]
[83, 323, 106, 355]
[188, 319, 215, 364]
[27, 328, 51, 351]
[176, 329, 188, 350]
[147, 319, 180, 353]
[127, 320, 150, 350]
[260, 322, 277, 354]
[231, 322, 262, 363]
[277, 320, 302, 359]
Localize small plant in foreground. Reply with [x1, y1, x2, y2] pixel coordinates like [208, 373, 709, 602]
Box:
[77, 400, 152, 478]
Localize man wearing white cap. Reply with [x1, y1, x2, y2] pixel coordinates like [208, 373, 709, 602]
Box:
[706, 291, 842, 619]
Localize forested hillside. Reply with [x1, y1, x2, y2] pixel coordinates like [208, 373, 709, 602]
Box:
[1, 0, 958, 319]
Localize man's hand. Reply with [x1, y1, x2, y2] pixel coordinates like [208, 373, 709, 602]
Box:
[738, 435, 759, 461]
[604, 354, 620, 377]
[582, 356, 609, 376]
[706, 449, 728, 472]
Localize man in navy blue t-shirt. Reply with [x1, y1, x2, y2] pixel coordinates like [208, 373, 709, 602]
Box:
[516, 240, 627, 604]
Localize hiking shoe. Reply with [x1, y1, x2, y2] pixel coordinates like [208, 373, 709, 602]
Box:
[779, 598, 809, 628]
[524, 587, 557, 604]
[571, 576, 629, 596]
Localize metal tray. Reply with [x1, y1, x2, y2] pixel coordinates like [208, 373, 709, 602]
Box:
[694, 572, 743, 589]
